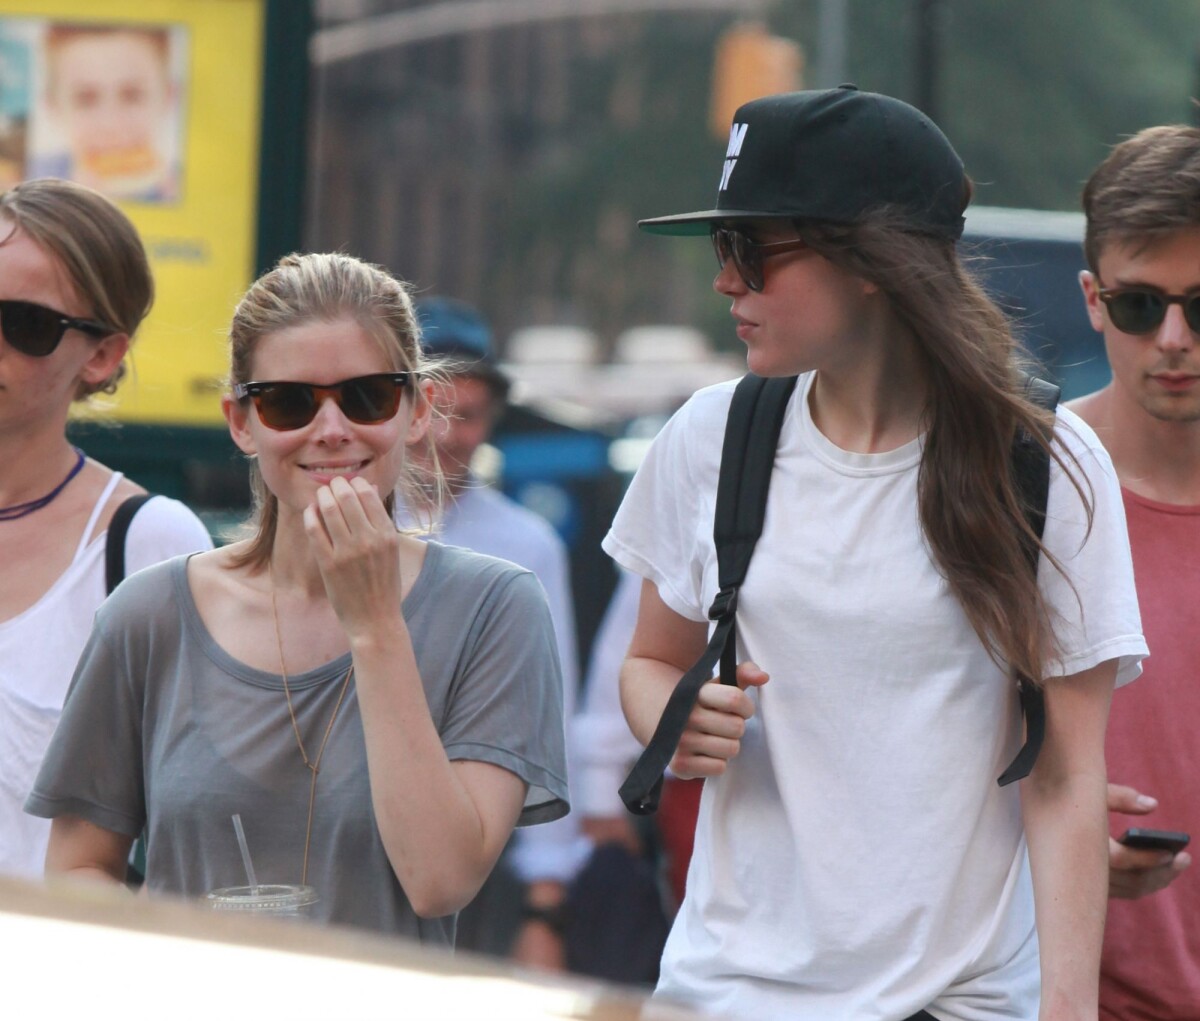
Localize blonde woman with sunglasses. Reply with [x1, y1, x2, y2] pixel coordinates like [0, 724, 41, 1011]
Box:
[0, 178, 211, 880]
[27, 251, 568, 939]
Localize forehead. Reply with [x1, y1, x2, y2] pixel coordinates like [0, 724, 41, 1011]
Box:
[432, 373, 495, 408]
[0, 219, 86, 313]
[249, 317, 394, 382]
[1098, 228, 1200, 284]
[55, 33, 165, 70]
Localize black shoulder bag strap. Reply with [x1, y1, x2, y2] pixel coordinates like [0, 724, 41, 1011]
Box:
[996, 374, 1060, 786]
[619, 374, 798, 814]
[104, 492, 155, 887]
[105, 494, 154, 595]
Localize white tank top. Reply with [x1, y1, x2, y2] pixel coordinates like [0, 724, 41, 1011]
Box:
[0, 473, 125, 878]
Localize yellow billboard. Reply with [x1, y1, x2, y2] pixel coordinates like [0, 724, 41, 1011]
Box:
[0, 0, 266, 425]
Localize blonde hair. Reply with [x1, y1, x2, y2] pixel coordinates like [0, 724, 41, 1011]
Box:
[0, 177, 152, 396]
[228, 252, 443, 568]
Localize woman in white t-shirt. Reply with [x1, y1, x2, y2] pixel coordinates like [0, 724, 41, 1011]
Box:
[604, 87, 1146, 1021]
[0, 178, 211, 879]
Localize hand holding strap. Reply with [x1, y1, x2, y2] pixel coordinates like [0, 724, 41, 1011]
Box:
[619, 375, 796, 814]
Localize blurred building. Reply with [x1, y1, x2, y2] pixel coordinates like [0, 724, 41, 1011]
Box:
[308, 0, 754, 363]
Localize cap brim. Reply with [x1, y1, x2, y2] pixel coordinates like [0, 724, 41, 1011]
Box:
[637, 209, 784, 236]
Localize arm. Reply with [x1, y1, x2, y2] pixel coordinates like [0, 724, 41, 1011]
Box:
[307, 477, 530, 918]
[1106, 783, 1192, 899]
[620, 579, 768, 780]
[45, 816, 134, 885]
[1020, 659, 1116, 1021]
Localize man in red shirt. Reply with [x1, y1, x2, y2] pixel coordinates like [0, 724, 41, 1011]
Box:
[1070, 124, 1200, 1021]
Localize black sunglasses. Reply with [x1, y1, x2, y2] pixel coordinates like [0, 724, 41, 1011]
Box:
[710, 226, 808, 292]
[0, 298, 111, 357]
[1097, 285, 1200, 335]
[234, 372, 412, 431]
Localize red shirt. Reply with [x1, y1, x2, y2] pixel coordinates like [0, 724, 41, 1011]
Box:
[1100, 489, 1200, 1021]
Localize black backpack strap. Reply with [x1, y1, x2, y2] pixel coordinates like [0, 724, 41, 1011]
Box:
[619, 375, 797, 815]
[104, 491, 155, 888]
[996, 375, 1060, 786]
[105, 494, 154, 596]
[713, 375, 798, 687]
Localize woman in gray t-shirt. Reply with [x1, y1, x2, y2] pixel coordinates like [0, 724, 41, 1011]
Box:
[27, 253, 569, 940]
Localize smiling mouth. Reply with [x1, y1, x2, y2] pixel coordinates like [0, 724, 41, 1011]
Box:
[300, 460, 370, 476]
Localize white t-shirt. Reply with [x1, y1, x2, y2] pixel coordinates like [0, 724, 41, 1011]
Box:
[603, 374, 1146, 1021]
[0, 475, 213, 879]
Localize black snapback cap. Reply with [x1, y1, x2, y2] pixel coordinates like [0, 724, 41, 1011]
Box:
[639, 85, 967, 240]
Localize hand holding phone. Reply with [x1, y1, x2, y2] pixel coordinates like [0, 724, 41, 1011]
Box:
[1107, 785, 1192, 899]
[1118, 827, 1191, 855]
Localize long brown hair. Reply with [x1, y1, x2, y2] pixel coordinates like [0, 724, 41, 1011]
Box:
[227, 252, 442, 570]
[795, 210, 1091, 686]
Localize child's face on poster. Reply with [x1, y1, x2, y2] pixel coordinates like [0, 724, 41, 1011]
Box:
[49, 31, 173, 167]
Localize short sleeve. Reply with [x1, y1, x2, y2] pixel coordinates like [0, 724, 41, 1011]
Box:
[439, 570, 569, 826]
[602, 382, 736, 622]
[1039, 408, 1147, 686]
[124, 496, 214, 576]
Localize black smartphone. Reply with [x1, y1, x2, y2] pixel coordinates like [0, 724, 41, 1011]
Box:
[1118, 827, 1191, 854]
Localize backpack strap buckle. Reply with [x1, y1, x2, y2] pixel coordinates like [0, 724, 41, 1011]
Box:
[708, 586, 739, 621]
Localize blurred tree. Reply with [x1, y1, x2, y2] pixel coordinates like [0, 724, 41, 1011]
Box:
[308, 0, 1200, 358]
[771, 1, 1200, 210]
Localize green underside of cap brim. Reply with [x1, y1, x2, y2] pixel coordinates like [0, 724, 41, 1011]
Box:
[638, 209, 783, 236]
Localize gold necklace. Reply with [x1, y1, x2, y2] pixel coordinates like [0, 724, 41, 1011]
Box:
[268, 563, 354, 886]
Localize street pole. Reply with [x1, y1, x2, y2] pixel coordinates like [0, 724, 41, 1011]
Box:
[815, 0, 848, 88]
[914, 0, 943, 121]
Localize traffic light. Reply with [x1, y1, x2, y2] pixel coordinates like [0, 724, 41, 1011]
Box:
[710, 22, 804, 141]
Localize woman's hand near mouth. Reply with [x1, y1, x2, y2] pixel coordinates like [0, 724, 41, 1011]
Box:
[304, 474, 403, 642]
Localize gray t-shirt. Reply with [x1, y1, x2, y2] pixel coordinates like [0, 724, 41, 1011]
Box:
[27, 542, 568, 942]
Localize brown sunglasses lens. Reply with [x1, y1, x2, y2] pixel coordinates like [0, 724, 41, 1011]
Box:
[254, 375, 407, 430]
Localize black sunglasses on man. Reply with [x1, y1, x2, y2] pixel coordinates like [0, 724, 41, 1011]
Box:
[0, 298, 112, 357]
